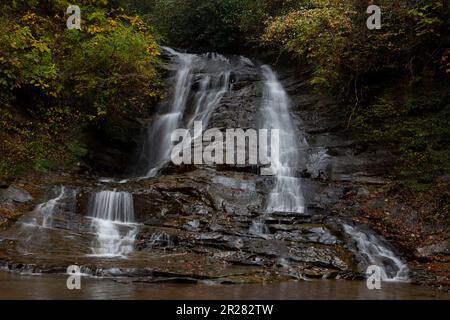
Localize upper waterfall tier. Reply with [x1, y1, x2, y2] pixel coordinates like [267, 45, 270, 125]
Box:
[134, 47, 241, 178]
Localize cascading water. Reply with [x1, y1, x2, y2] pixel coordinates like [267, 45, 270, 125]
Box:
[136, 47, 195, 177]
[18, 186, 71, 229]
[249, 218, 270, 237]
[185, 71, 230, 134]
[147, 232, 174, 249]
[343, 224, 409, 282]
[260, 65, 307, 213]
[136, 47, 231, 177]
[39, 187, 67, 228]
[6, 186, 80, 256]
[34, 187, 67, 228]
[88, 191, 138, 258]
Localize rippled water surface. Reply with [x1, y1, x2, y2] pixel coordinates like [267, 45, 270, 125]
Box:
[0, 272, 448, 300]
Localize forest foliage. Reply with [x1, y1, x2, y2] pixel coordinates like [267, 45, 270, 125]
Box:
[0, 0, 161, 177]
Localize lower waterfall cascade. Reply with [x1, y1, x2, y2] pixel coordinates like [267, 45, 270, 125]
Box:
[88, 191, 138, 258]
[343, 224, 409, 282]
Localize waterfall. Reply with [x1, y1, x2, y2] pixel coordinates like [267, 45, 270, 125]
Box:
[249, 218, 270, 236]
[136, 47, 231, 177]
[136, 47, 195, 177]
[343, 224, 409, 282]
[147, 232, 174, 249]
[18, 186, 70, 229]
[35, 186, 67, 228]
[260, 65, 307, 213]
[88, 191, 138, 258]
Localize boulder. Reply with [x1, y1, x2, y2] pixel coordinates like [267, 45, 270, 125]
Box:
[417, 241, 450, 257]
[0, 185, 33, 203]
[356, 186, 371, 197]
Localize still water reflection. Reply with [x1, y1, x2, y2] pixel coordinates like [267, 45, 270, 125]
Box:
[0, 271, 448, 300]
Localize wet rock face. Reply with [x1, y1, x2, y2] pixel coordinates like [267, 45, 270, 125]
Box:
[208, 80, 261, 130]
[0, 180, 9, 189]
[278, 68, 396, 184]
[0, 185, 35, 230]
[0, 59, 406, 284]
[0, 168, 360, 283]
[100, 171, 357, 280]
[0, 216, 6, 229]
[417, 241, 450, 258]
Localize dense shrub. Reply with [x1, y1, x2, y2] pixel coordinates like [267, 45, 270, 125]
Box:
[143, 0, 299, 51]
[263, 1, 355, 88]
[354, 85, 450, 184]
[0, 1, 161, 178]
[262, 0, 448, 96]
[61, 12, 161, 120]
[150, 0, 244, 52]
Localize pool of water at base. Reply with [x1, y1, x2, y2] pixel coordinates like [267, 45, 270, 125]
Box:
[0, 271, 448, 300]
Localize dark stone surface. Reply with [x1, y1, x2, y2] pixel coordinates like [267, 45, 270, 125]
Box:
[0, 185, 33, 204]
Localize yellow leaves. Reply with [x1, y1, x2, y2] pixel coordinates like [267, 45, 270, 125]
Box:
[107, 18, 119, 29]
[97, 109, 107, 116]
[21, 12, 39, 25]
[262, 2, 356, 89]
[442, 49, 450, 74]
[85, 13, 150, 38]
[40, 83, 50, 89]
[30, 39, 51, 53]
[87, 25, 103, 35]
[20, 11, 52, 35]
[0, 3, 162, 132]
[0, 20, 57, 95]
[118, 14, 148, 33]
[5, 53, 21, 68]
[146, 43, 160, 58]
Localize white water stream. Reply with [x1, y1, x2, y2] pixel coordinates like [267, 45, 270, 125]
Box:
[88, 191, 138, 258]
